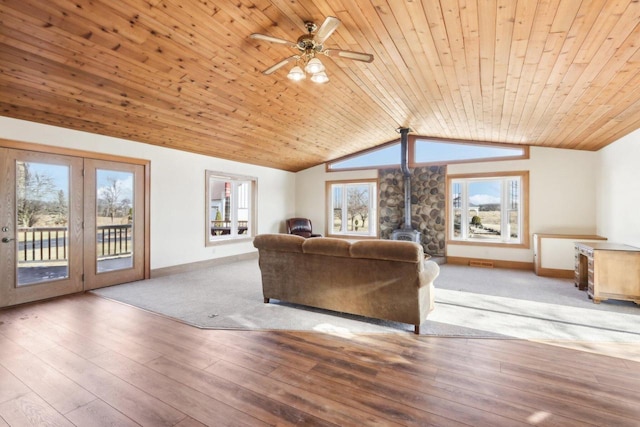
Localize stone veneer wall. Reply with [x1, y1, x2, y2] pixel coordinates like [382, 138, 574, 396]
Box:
[378, 166, 446, 256]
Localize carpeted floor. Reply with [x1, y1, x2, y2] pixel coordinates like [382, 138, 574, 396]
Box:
[92, 258, 640, 341]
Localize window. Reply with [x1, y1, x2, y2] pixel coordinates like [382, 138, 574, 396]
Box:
[448, 171, 529, 247]
[327, 142, 400, 171]
[414, 139, 527, 164]
[326, 136, 528, 171]
[326, 180, 377, 237]
[206, 171, 256, 244]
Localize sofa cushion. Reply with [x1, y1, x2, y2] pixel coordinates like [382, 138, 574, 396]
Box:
[302, 237, 351, 258]
[350, 239, 423, 263]
[253, 233, 304, 253]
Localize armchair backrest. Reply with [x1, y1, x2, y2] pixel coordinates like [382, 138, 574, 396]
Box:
[286, 218, 315, 238]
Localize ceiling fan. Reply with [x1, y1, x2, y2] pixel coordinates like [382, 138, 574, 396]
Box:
[250, 16, 374, 83]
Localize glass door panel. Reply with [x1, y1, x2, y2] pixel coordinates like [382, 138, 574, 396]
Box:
[95, 169, 134, 273]
[16, 161, 71, 286]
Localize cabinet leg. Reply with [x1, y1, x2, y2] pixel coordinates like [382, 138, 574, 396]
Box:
[592, 297, 602, 304]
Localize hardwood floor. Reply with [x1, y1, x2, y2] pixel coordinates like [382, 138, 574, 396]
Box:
[1, 294, 639, 426]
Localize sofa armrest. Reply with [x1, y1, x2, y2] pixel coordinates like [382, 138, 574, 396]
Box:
[253, 233, 305, 253]
[419, 260, 440, 287]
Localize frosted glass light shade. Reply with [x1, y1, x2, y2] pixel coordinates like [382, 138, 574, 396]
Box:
[287, 66, 305, 81]
[310, 71, 329, 84]
[305, 58, 325, 74]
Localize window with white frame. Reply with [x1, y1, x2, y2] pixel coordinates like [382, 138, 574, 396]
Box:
[327, 180, 377, 237]
[448, 172, 528, 246]
[206, 171, 256, 244]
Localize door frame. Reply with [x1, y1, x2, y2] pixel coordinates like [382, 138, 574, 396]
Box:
[0, 148, 84, 306]
[0, 138, 151, 289]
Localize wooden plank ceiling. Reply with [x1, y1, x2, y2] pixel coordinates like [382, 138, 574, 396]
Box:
[1, 1, 639, 172]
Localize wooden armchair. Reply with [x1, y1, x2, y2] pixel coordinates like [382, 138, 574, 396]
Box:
[286, 218, 322, 238]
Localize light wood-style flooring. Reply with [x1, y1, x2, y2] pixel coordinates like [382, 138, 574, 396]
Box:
[1, 293, 640, 426]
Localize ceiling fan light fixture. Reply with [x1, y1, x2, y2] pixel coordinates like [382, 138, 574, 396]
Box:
[287, 65, 305, 81]
[305, 57, 325, 74]
[310, 71, 329, 84]
[251, 16, 374, 84]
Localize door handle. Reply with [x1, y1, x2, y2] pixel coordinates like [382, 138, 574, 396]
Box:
[1, 237, 15, 243]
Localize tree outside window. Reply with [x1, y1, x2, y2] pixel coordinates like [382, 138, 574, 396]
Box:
[16, 162, 64, 228]
[327, 180, 377, 237]
[98, 177, 132, 224]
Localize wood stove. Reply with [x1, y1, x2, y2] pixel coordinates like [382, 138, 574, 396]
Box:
[390, 127, 422, 244]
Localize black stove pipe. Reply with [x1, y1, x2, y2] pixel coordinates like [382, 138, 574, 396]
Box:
[397, 127, 412, 230]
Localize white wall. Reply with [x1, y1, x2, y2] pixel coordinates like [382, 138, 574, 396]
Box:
[296, 146, 598, 263]
[0, 117, 296, 270]
[597, 128, 640, 248]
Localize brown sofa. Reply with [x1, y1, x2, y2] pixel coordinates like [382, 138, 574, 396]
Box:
[253, 234, 439, 333]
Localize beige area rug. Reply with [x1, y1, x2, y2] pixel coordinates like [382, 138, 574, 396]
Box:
[92, 259, 640, 341]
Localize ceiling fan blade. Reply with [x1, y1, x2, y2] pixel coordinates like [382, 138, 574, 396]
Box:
[250, 33, 297, 48]
[324, 49, 374, 63]
[262, 55, 298, 75]
[314, 16, 341, 44]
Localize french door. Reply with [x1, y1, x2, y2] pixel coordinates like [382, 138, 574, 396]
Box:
[0, 148, 84, 307]
[83, 159, 145, 290]
[0, 147, 147, 308]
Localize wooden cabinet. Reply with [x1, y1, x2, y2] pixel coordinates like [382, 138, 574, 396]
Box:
[575, 242, 640, 304]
